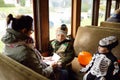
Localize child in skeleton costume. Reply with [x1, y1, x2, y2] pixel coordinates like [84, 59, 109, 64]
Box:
[48, 24, 75, 80]
[80, 36, 119, 80]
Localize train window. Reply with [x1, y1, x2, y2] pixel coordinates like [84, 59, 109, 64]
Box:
[49, 0, 72, 40]
[81, 0, 93, 26]
[98, 0, 106, 26]
[0, 0, 33, 52]
[110, 1, 116, 15]
[98, 0, 115, 26]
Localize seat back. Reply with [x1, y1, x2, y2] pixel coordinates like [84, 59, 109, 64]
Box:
[0, 53, 49, 80]
[100, 21, 120, 28]
[74, 26, 120, 59]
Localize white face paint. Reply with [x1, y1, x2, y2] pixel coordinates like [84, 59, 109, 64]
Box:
[98, 46, 109, 54]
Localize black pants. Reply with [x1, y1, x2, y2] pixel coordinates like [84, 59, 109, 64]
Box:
[84, 72, 120, 80]
[85, 73, 96, 80]
[84, 72, 105, 80]
[49, 68, 68, 80]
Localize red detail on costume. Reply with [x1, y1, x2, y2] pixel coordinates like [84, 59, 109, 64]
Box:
[9, 44, 14, 48]
[118, 60, 120, 64]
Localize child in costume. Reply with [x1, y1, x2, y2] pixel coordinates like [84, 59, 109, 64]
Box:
[47, 24, 75, 80]
[48, 24, 74, 68]
[80, 36, 119, 80]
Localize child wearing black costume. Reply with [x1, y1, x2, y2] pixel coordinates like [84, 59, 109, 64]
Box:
[80, 36, 120, 80]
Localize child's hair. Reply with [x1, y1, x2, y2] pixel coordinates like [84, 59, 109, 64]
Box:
[56, 24, 68, 35]
[61, 24, 67, 30]
[7, 14, 33, 32]
[60, 24, 68, 34]
[99, 36, 119, 50]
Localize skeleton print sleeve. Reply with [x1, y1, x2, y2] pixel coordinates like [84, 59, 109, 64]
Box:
[80, 54, 96, 73]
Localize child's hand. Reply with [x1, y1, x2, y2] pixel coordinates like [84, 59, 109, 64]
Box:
[57, 62, 62, 68]
[43, 56, 52, 60]
[52, 62, 62, 68]
[52, 62, 58, 68]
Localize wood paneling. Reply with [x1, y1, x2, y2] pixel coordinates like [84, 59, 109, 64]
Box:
[92, 0, 100, 26]
[71, 0, 81, 39]
[105, 0, 112, 20]
[33, 0, 49, 52]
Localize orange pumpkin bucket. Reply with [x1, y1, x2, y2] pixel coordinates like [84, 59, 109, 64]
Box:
[78, 51, 92, 66]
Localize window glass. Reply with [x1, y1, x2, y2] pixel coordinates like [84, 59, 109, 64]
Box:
[98, 0, 115, 26]
[110, 1, 116, 15]
[0, 0, 33, 52]
[81, 0, 93, 26]
[98, 0, 106, 26]
[49, 0, 71, 40]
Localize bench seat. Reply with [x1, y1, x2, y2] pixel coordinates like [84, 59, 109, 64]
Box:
[71, 26, 120, 80]
[0, 53, 49, 80]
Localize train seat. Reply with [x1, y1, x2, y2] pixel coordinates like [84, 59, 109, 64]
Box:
[100, 21, 120, 28]
[0, 53, 49, 80]
[71, 26, 120, 80]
